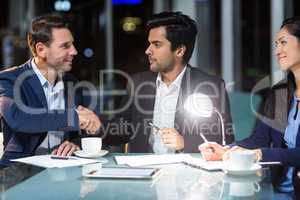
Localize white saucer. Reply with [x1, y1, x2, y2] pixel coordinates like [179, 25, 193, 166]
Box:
[223, 174, 262, 183]
[223, 163, 262, 176]
[74, 150, 109, 158]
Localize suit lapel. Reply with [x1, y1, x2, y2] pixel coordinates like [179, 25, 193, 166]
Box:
[24, 61, 48, 108]
[174, 66, 192, 131]
[138, 73, 157, 119]
[63, 75, 74, 109]
[145, 76, 156, 117]
[140, 73, 157, 152]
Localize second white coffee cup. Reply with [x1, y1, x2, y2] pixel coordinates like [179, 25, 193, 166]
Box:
[81, 137, 102, 154]
[228, 150, 256, 170]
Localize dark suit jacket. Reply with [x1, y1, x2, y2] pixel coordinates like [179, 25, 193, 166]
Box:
[235, 74, 300, 191]
[102, 66, 234, 152]
[0, 60, 84, 166]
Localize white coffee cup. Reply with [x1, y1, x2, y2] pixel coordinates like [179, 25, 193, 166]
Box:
[81, 137, 102, 154]
[229, 181, 260, 197]
[227, 150, 256, 170]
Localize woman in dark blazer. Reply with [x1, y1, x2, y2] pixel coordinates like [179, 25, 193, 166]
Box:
[199, 17, 300, 200]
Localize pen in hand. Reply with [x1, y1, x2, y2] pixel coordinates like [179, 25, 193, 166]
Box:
[199, 132, 215, 154]
[148, 122, 160, 133]
[199, 132, 209, 143]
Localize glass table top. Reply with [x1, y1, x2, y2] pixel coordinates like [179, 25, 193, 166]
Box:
[0, 153, 276, 200]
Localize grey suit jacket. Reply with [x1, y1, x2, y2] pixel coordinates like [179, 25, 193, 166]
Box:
[102, 66, 234, 152]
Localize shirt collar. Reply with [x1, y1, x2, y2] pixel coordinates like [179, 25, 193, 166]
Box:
[31, 59, 64, 91]
[294, 95, 300, 102]
[156, 65, 187, 88]
[31, 59, 48, 87]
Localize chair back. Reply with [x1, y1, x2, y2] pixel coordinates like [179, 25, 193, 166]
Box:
[228, 91, 262, 141]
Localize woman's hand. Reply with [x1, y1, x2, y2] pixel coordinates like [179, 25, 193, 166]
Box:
[198, 142, 229, 161]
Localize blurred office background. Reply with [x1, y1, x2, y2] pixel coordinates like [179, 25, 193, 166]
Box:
[0, 0, 300, 88]
[0, 0, 299, 148]
[1, 0, 300, 89]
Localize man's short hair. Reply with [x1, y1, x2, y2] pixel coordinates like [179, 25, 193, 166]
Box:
[27, 13, 69, 56]
[146, 11, 198, 64]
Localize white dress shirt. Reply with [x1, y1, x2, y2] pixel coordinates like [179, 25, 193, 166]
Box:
[150, 66, 186, 154]
[31, 60, 66, 152]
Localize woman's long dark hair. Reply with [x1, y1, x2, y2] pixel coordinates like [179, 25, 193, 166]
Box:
[281, 17, 300, 108]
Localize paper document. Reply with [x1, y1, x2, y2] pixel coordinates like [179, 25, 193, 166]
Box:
[115, 154, 194, 167]
[183, 157, 224, 171]
[115, 154, 224, 170]
[183, 158, 281, 170]
[11, 155, 100, 168]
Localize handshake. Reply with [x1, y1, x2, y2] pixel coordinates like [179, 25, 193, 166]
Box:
[76, 105, 101, 135]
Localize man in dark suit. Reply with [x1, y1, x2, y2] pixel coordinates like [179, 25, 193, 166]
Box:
[101, 11, 234, 153]
[0, 14, 100, 166]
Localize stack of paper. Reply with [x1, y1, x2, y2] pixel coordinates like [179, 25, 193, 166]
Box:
[183, 157, 224, 170]
[115, 154, 224, 171]
[11, 155, 100, 168]
[115, 154, 192, 167]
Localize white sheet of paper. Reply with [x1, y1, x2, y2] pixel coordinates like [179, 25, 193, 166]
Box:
[115, 154, 193, 167]
[184, 158, 282, 170]
[115, 154, 224, 170]
[183, 157, 224, 170]
[11, 155, 100, 168]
